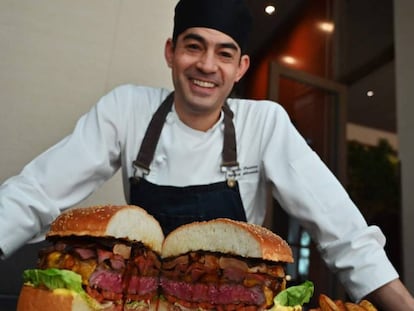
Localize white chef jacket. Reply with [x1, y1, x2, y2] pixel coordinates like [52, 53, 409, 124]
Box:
[0, 85, 398, 300]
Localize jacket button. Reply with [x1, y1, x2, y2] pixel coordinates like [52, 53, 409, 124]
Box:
[155, 155, 167, 164]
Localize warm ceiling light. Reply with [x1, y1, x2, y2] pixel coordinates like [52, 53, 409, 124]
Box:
[318, 21, 335, 33]
[265, 5, 276, 15]
[367, 90, 375, 97]
[281, 56, 297, 65]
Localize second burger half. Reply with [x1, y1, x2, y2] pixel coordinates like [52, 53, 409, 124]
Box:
[159, 218, 295, 311]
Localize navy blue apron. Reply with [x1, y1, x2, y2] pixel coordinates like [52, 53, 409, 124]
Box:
[129, 92, 247, 236]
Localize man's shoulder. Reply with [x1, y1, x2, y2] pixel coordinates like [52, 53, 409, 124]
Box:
[227, 97, 291, 131]
[104, 84, 172, 114]
[227, 97, 284, 114]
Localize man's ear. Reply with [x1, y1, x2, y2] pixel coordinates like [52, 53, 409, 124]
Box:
[164, 38, 174, 68]
[235, 54, 250, 82]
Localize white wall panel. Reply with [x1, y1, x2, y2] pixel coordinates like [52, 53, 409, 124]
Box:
[0, 0, 176, 207]
[106, 0, 175, 90]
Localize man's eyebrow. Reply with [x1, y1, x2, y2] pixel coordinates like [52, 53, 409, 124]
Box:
[220, 42, 239, 51]
[182, 33, 239, 51]
[182, 33, 205, 43]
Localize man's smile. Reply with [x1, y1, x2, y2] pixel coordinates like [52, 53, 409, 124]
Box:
[191, 79, 216, 88]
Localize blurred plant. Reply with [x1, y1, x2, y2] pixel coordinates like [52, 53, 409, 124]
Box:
[347, 138, 400, 223]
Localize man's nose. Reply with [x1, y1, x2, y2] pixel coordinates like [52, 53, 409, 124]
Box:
[196, 51, 218, 73]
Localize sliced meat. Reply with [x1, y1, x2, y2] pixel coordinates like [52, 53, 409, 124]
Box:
[73, 247, 96, 260]
[89, 269, 124, 294]
[127, 276, 158, 295]
[160, 277, 265, 306]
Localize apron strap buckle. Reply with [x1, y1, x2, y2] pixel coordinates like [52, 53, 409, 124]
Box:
[221, 164, 239, 188]
[132, 160, 150, 179]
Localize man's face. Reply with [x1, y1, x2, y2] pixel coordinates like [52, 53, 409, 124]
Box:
[165, 27, 250, 126]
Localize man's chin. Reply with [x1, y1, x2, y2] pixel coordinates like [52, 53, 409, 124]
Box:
[180, 93, 221, 112]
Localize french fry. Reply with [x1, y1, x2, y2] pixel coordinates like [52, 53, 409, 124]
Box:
[315, 294, 378, 311]
[334, 299, 347, 311]
[344, 302, 365, 311]
[358, 300, 378, 311]
[319, 294, 339, 311]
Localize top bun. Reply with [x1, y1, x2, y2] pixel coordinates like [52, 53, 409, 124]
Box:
[161, 218, 293, 263]
[47, 205, 164, 254]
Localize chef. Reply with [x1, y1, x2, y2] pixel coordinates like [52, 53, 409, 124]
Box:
[0, 0, 413, 309]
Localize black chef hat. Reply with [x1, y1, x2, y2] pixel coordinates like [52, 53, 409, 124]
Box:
[173, 0, 252, 53]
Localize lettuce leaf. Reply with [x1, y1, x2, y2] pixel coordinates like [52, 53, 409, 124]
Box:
[23, 268, 84, 294]
[274, 280, 314, 307]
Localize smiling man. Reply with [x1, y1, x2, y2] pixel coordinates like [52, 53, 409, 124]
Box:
[165, 27, 250, 131]
[0, 0, 413, 310]
[165, 0, 251, 131]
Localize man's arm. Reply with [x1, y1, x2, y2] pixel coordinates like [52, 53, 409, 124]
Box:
[366, 279, 414, 310]
[0, 86, 126, 257]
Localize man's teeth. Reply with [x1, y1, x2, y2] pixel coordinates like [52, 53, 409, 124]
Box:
[193, 79, 215, 88]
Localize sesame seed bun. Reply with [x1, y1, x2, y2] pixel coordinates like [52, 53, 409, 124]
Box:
[47, 205, 164, 253]
[161, 218, 293, 263]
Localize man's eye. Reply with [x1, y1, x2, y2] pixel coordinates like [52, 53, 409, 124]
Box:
[187, 44, 201, 51]
[219, 51, 235, 59]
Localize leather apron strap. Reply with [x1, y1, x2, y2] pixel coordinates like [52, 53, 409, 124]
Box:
[132, 92, 239, 185]
[133, 92, 174, 174]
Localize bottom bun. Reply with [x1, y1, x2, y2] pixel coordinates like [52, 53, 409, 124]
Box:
[17, 285, 160, 311]
[17, 285, 92, 311]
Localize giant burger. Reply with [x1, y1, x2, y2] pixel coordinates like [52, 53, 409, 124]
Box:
[158, 218, 311, 311]
[17, 205, 165, 311]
